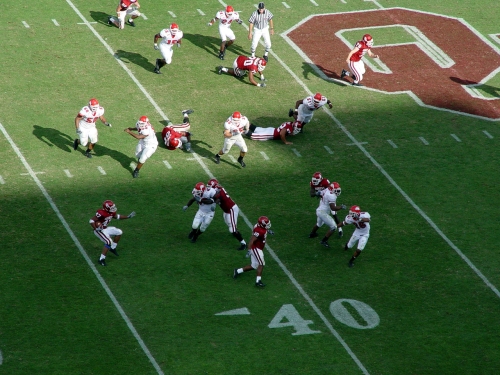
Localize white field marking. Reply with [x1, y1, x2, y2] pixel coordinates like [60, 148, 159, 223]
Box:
[130, 162, 137, 169]
[52, 19, 60, 26]
[22, 21, 30, 28]
[141, 13, 148, 20]
[168, 11, 177, 18]
[282, 2, 291, 9]
[64, 169, 73, 178]
[281, 6, 500, 302]
[0, 121, 164, 375]
[489, 33, 500, 45]
[292, 148, 302, 157]
[324, 146, 334, 154]
[483, 130, 494, 139]
[163, 160, 172, 169]
[215, 307, 250, 316]
[340, 0, 347, 3]
[281, 8, 500, 121]
[260, 151, 269, 160]
[0, 175, 4, 184]
[197, 9, 205, 16]
[364, 0, 383, 7]
[21, 172, 44, 175]
[450, 134, 462, 142]
[419, 137, 429, 145]
[309, 0, 319, 6]
[63, 4, 165, 373]
[97, 166, 107, 175]
[228, 154, 237, 163]
[387, 140, 398, 148]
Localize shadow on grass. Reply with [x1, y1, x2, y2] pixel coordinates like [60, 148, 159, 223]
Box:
[301, 62, 347, 87]
[450, 77, 500, 97]
[116, 50, 155, 72]
[89, 10, 113, 26]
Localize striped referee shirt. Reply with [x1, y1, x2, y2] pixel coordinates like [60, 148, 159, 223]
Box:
[248, 9, 273, 29]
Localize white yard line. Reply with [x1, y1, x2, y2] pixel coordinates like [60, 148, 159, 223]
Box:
[97, 166, 107, 175]
[163, 160, 172, 169]
[387, 140, 398, 148]
[0, 175, 5, 184]
[323, 146, 334, 154]
[450, 134, 462, 142]
[483, 130, 494, 139]
[197, 9, 205, 16]
[22, 21, 30, 28]
[282, 2, 291, 9]
[260, 151, 270, 160]
[64, 169, 73, 178]
[168, 11, 176, 18]
[419, 136, 429, 145]
[52, 19, 60, 26]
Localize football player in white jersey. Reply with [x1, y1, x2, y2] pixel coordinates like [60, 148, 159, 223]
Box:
[73, 98, 111, 158]
[153, 23, 184, 74]
[337, 205, 371, 267]
[124, 116, 159, 178]
[308, 182, 346, 247]
[288, 92, 333, 132]
[214, 111, 251, 168]
[182, 182, 218, 243]
[207, 5, 243, 60]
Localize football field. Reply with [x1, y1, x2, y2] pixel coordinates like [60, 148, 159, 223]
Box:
[1, 0, 500, 374]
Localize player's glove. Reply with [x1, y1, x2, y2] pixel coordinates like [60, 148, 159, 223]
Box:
[194, 196, 201, 202]
[260, 75, 266, 82]
[176, 43, 181, 48]
[207, 22, 212, 26]
[104, 122, 112, 127]
[76, 129, 82, 134]
[315, 191, 321, 197]
[154, 43, 159, 50]
[237, 20, 243, 25]
[258, 83, 266, 88]
[341, 204, 347, 210]
[128, 211, 136, 218]
[182, 205, 188, 211]
[267, 229, 275, 235]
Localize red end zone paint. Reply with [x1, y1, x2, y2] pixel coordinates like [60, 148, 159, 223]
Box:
[287, 8, 500, 120]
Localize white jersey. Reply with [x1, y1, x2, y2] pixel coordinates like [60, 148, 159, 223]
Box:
[224, 115, 250, 137]
[302, 95, 328, 113]
[159, 29, 184, 47]
[317, 189, 338, 212]
[215, 10, 240, 27]
[138, 126, 158, 147]
[344, 212, 371, 236]
[78, 105, 104, 129]
[197, 187, 217, 214]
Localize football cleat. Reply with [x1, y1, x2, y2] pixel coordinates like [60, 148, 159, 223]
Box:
[338, 230, 343, 238]
[107, 16, 112, 25]
[85, 150, 92, 158]
[182, 109, 194, 116]
[217, 66, 223, 75]
[320, 240, 330, 248]
[288, 109, 294, 117]
[184, 142, 191, 152]
[109, 248, 119, 256]
[344, 243, 349, 251]
[308, 232, 318, 238]
[73, 139, 79, 151]
[233, 268, 239, 279]
[191, 237, 197, 243]
[237, 243, 247, 251]
[214, 154, 221, 164]
[341, 69, 348, 79]
[133, 170, 139, 178]
[98, 258, 107, 266]
[127, 19, 135, 27]
[352, 82, 364, 87]
[255, 280, 266, 288]
[237, 156, 246, 168]
[348, 261, 354, 268]
[263, 55, 269, 62]
[219, 51, 224, 60]
[154, 68, 162, 74]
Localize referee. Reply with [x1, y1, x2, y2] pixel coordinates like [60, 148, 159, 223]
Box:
[248, 2, 274, 62]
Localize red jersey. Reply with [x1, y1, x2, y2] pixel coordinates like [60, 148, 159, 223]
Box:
[273, 122, 294, 139]
[119, 0, 137, 11]
[349, 40, 371, 62]
[251, 224, 267, 250]
[215, 186, 236, 213]
[93, 209, 116, 229]
[161, 126, 181, 150]
[310, 178, 330, 194]
[235, 56, 260, 74]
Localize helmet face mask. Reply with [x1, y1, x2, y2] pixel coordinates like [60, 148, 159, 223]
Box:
[207, 178, 219, 190]
[170, 137, 181, 149]
[330, 182, 341, 196]
[192, 182, 206, 198]
[103, 200, 117, 213]
[170, 23, 179, 36]
[311, 172, 322, 185]
[363, 34, 374, 47]
[137, 116, 149, 130]
[225, 5, 234, 16]
[349, 205, 361, 219]
[257, 59, 267, 72]
[89, 98, 99, 112]
[232, 111, 241, 126]
[258, 216, 271, 229]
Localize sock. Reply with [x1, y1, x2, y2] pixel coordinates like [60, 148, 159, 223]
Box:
[241, 240, 246, 245]
[256, 276, 262, 282]
[111, 243, 117, 250]
[100, 254, 106, 260]
[222, 67, 228, 72]
[321, 237, 328, 242]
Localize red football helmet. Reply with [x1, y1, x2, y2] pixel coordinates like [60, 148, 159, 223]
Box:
[102, 200, 117, 213]
[363, 34, 374, 47]
[329, 182, 341, 196]
[232, 111, 241, 125]
[258, 216, 271, 229]
[226, 5, 234, 15]
[257, 58, 267, 72]
[170, 23, 179, 36]
[311, 172, 322, 185]
[313, 92, 322, 103]
[192, 182, 206, 198]
[169, 137, 181, 149]
[136, 116, 149, 130]
[207, 178, 219, 190]
[89, 98, 99, 111]
[349, 205, 361, 219]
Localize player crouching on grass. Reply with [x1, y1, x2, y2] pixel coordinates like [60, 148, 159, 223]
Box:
[218, 55, 267, 87]
[90, 200, 136, 267]
[162, 109, 194, 152]
[108, 0, 142, 29]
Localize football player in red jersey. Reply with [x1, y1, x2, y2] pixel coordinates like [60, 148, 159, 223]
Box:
[217, 55, 267, 87]
[309, 173, 344, 238]
[233, 216, 274, 288]
[162, 109, 194, 152]
[90, 200, 136, 266]
[210, 180, 247, 250]
[108, 0, 141, 29]
[341, 34, 379, 87]
[245, 121, 301, 144]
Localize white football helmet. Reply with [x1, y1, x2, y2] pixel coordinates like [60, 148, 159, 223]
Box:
[363, 34, 374, 47]
[136, 116, 149, 131]
[311, 172, 322, 185]
[89, 98, 99, 111]
[192, 182, 206, 198]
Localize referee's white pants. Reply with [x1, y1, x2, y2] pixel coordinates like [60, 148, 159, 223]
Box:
[251, 26, 271, 54]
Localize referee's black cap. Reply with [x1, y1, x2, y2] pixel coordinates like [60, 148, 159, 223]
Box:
[258, 2, 265, 9]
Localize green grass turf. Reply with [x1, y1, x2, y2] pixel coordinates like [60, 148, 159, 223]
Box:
[1, 0, 500, 374]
